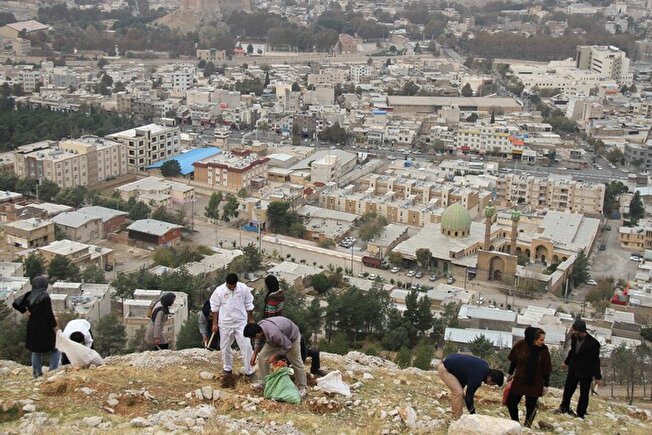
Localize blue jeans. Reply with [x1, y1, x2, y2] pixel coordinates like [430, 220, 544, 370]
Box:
[31, 349, 61, 378]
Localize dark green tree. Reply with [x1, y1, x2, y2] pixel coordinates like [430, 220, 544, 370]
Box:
[461, 83, 473, 97]
[80, 265, 106, 284]
[311, 273, 332, 293]
[24, 253, 44, 280]
[176, 313, 203, 349]
[412, 340, 434, 370]
[415, 248, 432, 269]
[571, 249, 590, 286]
[38, 180, 60, 201]
[128, 201, 151, 220]
[204, 191, 222, 220]
[629, 191, 644, 224]
[160, 160, 182, 178]
[47, 255, 80, 283]
[94, 314, 127, 357]
[221, 194, 239, 222]
[395, 346, 412, 368]
[469, 335, 494, 359]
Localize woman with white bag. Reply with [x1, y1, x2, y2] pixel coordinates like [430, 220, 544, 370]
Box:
[61, 319, 94, 365]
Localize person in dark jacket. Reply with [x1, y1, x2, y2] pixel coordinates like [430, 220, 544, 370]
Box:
[437, 353, 504, 419]
[12, 276, 60, 378]
[198, 300, 220, 350]
[145, 293, 176, 350]
[262, 275, 284, 319]
[506, 327, 552, 427]
[554, 319, 602, 418]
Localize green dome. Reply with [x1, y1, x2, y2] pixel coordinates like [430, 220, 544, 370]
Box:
[441, 202, 472, 233]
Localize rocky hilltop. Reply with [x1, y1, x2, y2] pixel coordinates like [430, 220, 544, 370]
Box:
[0, 349, 650, 434]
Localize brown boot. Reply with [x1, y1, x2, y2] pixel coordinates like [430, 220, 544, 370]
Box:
[221, 371, 235, 389]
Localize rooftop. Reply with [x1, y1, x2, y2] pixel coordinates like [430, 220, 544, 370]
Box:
[127, 219, 183, 236]
[107, 123, 175, 138]
[3, 218, 52, 231]
[4, 20, 49, 33]
[40, 239, 88, 256]
[146, 147, 221, 175]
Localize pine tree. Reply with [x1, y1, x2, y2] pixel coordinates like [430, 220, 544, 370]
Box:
[469, 335, 494, 359]
[94, 314, 127, 356]
[412, 340, 434, 370]
[629, 191, 644, 225]
[204, 192, 222, 221]
[23, 253, 44, 280]
[126, 326, 149, 353]
[176, 313, 202, 350]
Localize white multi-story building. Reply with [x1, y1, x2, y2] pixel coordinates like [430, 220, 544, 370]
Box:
[456, 122, 520, 155]
[350, 64, 372, 83]
[172, 68, 194, 91]
[108, 123, 180, 171]
[576, 45, 632, 85]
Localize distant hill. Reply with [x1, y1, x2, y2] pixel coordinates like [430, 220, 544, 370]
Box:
[157, 0, 251, 32]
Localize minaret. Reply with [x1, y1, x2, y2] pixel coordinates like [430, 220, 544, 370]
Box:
[483, 204, 495, 250]
[510, 209, 521, 255]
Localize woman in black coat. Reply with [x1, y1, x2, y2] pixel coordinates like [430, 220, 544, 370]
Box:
[12, 275, 60, 378]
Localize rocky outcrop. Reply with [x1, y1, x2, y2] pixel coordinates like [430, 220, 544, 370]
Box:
[448, 414, 522, 435]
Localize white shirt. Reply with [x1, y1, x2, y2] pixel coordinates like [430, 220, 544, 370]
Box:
[209, 282, 254, 328]
[62, 319, 93, 348]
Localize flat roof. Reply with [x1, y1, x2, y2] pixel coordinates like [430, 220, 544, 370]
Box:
[0, 191, 22, 202]
[444, 327, 513, 348]
[77, 206, 128, 222]
[52, 211, 101, 228]
[146, 147, 221, 175]
[40, 240, 88, 255]
[3, 218, 52, 231]
[108, 123, 174, 138]
[5, 20, 49, 32]
[127, 219, 183, 236]
[387, 96, 521, 108]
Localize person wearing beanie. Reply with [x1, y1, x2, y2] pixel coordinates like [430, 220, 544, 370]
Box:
[554, 319, 602, 418]
[12, 275, 60, 378]
[145, 292, 176, 350]
[263, 275, 284, 319]
[210, 273, 255, 387]
[506, 327, 552, 427]
[437, 353, 504, 419]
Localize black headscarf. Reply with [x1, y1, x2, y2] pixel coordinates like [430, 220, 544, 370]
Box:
[151, 293, 176, 322]
[264, 275, 279, 298]
[524, 326, 543, 384]
[28, 276, 50, 306]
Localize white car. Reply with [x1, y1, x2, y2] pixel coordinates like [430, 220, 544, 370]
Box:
[630, 255, 643, 262]
[586, 279, 598, 286]
[368, 274, 378, 280]
[406, 270, 416, 277]
[390, 267, 400, 273]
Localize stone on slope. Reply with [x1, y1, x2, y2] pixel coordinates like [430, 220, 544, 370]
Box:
[447, 415, 522, 435]
[82, 416, 103, 427]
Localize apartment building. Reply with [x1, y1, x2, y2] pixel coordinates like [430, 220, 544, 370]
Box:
[117, 176, 194, 205]
[193, 149, 269, 192]
[456, 122, 520, 156]
[196, 48, 226, 63]
[496, 174, 605, 215]
[49, 282, 112, 325]
[37, 239, 114, 268]
[576, 45, 633, 85]
[14, 136, 127, 188]
[107, 124, 180, 171]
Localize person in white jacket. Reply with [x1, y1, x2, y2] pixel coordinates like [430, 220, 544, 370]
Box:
[61, 318, 94, 365]
[210, 273, 255, 387]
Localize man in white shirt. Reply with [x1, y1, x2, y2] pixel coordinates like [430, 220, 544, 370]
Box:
[210, 273, 255, 387]
[61, 318, 94, 365]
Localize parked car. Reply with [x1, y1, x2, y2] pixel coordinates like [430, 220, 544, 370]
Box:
[390, 266, 400, 273]
[415, 272, 423, 279]
[605, 225, 612, 231]
[410, 283, 420, 290]
[429, 274, 439, 281]
[630, 255, 643, 262]
[406, 270, 416, 277]
[368, 274, 378, 281]
[104, 264, 113, 272]
[598, 244, 606, 251]
[586, 279, 598, 285]
[447, 276, 456, 284]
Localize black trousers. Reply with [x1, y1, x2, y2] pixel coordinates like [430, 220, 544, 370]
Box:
[506, 391, 538, 427]
[153, 343, 169, 351]
[299, 337, 321, 374]
[560, 373, 592, 417]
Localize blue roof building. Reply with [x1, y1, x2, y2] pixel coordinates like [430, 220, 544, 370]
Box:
[146, 147, 221, 176]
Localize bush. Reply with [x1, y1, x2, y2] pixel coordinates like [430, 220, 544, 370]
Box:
[311, 273, 332, 293]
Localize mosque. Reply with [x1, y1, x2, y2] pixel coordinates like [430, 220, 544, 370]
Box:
[392, 202, 600, 294]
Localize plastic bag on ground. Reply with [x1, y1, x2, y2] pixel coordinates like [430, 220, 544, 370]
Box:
[316, 370, 351, 397]
[264, 366, 301, 404]
[56, 330, 103, 368]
